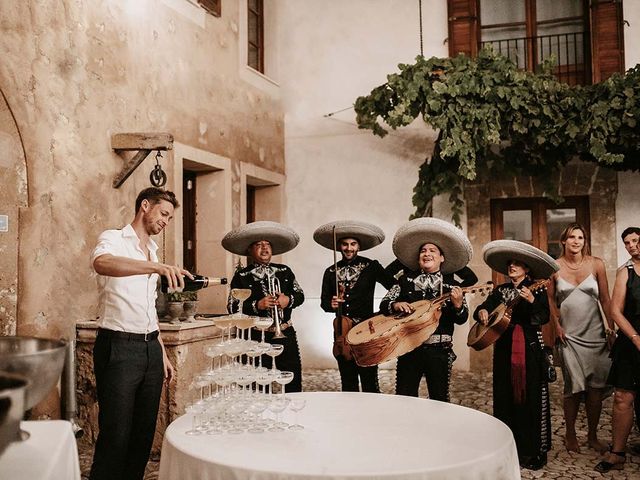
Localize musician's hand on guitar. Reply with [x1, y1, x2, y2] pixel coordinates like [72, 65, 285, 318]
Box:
[478, 309, 489, 325]
[330, 295, 345, 310]
[392, 302, 414, 315]
[450, 286, 463, 309]
[519, 287, 535, 304]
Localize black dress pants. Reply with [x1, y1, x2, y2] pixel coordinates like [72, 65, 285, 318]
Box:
[90, 332, 164, 480]
[336, 356, 380, 392]
[395, 343, 456, 401]
[251, 327, 303, 392]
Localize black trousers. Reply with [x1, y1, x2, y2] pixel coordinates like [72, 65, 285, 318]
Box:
[395, 343, 456, 401]
[90, 332, 164, 480]
[251, 327, 303, 392]
[336, 356, 380, 392]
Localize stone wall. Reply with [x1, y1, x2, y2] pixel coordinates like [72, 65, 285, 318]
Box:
[0, 0, 284, 414]
[464, 162, 618, 371]
[0, 91, 27, 336]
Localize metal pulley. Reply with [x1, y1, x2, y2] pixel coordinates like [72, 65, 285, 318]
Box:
[149, 151, 167, 187]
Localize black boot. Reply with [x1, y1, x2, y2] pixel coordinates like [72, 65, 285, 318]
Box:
[522, 452, 547, 470]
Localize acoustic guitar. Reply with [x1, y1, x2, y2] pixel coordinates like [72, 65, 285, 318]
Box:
[467, 279, 549, 351]
[346, 283, 493, 367]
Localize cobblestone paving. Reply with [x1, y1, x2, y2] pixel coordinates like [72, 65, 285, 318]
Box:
[79, 368, 640, 479]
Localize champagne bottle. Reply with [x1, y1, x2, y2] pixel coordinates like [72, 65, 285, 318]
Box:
[161, 274, 227, 293]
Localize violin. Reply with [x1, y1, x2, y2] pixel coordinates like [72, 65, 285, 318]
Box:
[333, 283, 354, 360]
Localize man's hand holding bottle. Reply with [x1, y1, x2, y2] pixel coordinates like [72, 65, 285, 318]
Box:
[157, 264, 193, 293]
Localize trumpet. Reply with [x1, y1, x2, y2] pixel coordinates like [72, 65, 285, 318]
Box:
[267, 275, 286, 339]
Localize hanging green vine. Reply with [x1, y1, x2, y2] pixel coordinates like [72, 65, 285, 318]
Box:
[354, 49, 640, 225]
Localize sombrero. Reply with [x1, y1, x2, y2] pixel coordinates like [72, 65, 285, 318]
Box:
[483, 240, 559, 279]
[313, 220, 385, 251]
[221, 221, 299, 256]
[392, 218, 472, 274]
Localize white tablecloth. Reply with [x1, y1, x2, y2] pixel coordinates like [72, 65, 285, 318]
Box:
[0, 420, 81, 480]
[159, 392, 520, 480]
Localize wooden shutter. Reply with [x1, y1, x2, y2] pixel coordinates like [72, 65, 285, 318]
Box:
[198, 0, 221, 17]
[591, 0, 624, 82]
[447, 0, 479, 57]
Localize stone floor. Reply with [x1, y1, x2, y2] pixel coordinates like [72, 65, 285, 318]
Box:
[79, 368, 640, 479]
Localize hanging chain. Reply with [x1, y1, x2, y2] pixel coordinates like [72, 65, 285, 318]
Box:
[162, 228, 166, 264]
[419, 0, 424, 57]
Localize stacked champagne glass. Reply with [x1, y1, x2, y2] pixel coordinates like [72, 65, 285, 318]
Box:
[183, 288, 306, 435]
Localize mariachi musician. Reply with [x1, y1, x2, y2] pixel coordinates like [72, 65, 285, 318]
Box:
[315, 220, 396, 392]
[385, 258, 478, 287]
[379, 218, 472, 401]
[222, 221, 305, 392]
[473, 240, 559, 471]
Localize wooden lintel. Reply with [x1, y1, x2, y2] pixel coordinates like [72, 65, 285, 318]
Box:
[112, 149, 152, 188]
[111, 132, 173, 151]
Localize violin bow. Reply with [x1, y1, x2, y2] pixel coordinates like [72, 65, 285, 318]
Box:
[333, 225, 339, 298]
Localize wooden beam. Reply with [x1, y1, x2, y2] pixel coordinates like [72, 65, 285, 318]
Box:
[112, 149, 152, 188]
[110, 132, 173, 188]
[111, 132, 173, 151]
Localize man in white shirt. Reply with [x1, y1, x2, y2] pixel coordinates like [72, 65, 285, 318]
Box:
[89, 187, 190, 480]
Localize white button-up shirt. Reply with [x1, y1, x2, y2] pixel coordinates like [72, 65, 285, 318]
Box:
[91, 224, 160, 334]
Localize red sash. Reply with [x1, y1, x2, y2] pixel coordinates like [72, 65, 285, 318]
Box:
[511, 324, 526, 404]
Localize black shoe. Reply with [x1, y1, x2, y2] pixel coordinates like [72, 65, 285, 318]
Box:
[522, 453, 547, 470]
[595, 450, 626, 473]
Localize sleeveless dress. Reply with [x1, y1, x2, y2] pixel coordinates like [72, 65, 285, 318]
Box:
[607, 265, 640, 391]
[556, 274, 611, 395]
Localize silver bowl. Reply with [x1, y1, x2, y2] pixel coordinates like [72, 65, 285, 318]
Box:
[0, 372, 29, 455]
[0, 337, 66, 411]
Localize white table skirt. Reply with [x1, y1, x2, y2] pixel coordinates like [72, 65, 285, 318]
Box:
[0, 420, 81, 480]
[159, 392, 520, 480]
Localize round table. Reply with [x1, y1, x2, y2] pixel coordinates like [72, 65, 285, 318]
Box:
[0, 421, 81, 480]
[159, 392, 520, 480]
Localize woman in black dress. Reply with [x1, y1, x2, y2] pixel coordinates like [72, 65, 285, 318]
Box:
[595, 227, 640, 473]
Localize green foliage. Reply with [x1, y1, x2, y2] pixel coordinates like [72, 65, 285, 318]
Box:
[354, 49, 640, 225]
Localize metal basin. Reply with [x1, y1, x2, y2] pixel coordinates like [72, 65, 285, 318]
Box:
[0, 372, 29, 456]
[0, 337, 66, 411]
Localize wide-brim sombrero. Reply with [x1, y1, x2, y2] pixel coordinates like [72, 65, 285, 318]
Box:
[221, 221, 300, 256]
[313, 220, 385, 251]
[392, 218, 472, 274]
[483, 240, 559, 279]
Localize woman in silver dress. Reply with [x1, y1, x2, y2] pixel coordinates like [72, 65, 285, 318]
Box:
[547, 223, 615, 453]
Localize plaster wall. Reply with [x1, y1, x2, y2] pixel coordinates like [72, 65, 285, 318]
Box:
[0, 0, 284, 412]
[615, 172, 640, 266]
[624, 2, 640, 70]
[277, 0, 452, 369]
[616, 2, 640, 266]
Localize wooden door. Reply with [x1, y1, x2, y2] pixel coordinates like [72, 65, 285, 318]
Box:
[183, 171, 197, 273]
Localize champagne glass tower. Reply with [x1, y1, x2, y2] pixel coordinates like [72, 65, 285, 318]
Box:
[230, 288, 252, 318]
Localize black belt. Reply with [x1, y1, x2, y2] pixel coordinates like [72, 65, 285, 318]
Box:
[421, 341, 453, 349]
[98, 328, 159, 342]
